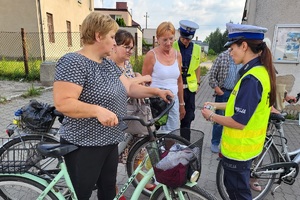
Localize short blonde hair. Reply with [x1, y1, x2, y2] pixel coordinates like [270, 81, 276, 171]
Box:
[81, 12, 119, 44]
[156, 22, 175, 38]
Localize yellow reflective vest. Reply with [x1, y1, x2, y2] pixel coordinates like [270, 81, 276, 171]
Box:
[221, 66, 271, 161]
[173, 41, 201, 92]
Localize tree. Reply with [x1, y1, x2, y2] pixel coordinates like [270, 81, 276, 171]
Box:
[204, 21, 233, 54]
[116, 18, 126, 27]
[204, 28, 225, 54]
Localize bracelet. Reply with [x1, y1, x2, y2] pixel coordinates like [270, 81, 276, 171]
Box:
[207, 112, 214, 121]
[197, 82, 200, 86]
[179, 102, 185, 106]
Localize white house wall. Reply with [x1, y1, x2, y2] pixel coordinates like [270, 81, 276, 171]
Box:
[244, 0, 300, 95]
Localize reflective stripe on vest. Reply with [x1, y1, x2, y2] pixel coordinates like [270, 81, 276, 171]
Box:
[173, 41, 201, 92]
[221, 66, 271, 161]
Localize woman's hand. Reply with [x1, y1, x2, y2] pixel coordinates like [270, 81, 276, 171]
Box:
[96, 107, 118, 127]
[179, 105, 186, 120]
[157, 89, 174, 103]
[201, 104, 215, 121]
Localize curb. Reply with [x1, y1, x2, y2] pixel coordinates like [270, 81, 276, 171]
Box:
[6, 86, 53, 101]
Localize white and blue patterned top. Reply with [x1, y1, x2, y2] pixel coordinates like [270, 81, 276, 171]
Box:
[54, 53, 127, 147]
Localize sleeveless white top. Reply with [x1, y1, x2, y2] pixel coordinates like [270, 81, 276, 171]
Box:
[150, 50, 180, 95]
[150, 49, 180, 133]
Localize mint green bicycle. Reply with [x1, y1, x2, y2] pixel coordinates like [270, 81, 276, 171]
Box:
[0, 100, 217, 200]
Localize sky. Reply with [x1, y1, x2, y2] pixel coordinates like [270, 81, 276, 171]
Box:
[94, 0, 246, 42]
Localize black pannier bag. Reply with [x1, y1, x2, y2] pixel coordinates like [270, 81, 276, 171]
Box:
[21, 99, 56, 132]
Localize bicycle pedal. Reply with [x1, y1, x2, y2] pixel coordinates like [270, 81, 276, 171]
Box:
[282, 177, 295, 185]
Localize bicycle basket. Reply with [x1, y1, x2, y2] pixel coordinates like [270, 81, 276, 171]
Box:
[0, 138, 43, 173]
[146, 129, 204, 188]
[21, 99, 56, 132]
[149, 96, 169, 126]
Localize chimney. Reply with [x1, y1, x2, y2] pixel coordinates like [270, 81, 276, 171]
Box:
[116, 2, 127, 9]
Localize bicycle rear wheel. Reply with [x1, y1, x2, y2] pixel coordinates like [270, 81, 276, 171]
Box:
[150, 185, 217, 200]
[0, 134, 59, 175]
[216, 144, 279, 200]
[0, 175, 58, 200]
[126, 133, 190, 196]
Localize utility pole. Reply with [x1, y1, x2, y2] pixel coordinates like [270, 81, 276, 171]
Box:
[144, 12, 149, 29]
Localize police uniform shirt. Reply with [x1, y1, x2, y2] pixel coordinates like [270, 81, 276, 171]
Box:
[231, 57, 263, 125]
[178, 39, 194, 84]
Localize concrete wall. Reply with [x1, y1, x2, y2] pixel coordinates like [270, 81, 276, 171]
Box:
[244, 0, 300, 95]
[0, 0, 92, 60]
[40, 0, 92, 60]
[143, 28, 181, 46]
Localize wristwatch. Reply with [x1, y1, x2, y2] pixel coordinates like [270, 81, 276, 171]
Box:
[197, 82, 200, 86]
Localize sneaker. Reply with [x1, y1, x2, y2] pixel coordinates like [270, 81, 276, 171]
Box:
[210, 144, 219, 153]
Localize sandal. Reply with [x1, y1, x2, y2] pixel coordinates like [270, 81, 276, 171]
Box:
[249, 179, 262, 192]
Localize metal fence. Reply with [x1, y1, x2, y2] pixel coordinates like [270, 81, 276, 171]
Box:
[0, 31, 82, 63]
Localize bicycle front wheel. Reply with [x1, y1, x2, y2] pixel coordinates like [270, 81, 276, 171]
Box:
[0, 175, 58, 200]
[150, 185, 217, 200]
[126, 133, 190, 196]
[216, 144, 279, 200]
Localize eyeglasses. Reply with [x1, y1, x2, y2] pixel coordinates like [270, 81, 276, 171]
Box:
[121, 45, 134, 52]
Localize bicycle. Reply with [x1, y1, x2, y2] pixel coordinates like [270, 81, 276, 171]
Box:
[216, 112, 300, 200]
[0, 98, 217, 200]
[2, 101, 191, 196]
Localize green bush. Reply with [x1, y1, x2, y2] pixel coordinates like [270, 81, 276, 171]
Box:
[130, 55, 145, 74]
[208, 49, 216, 55]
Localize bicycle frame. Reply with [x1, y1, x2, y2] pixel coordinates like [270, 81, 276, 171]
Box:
[0, 153, 156, 200]
[252, 119, 300, 181]
[267, 120, 300, 164]
[6, 159, 77, 200]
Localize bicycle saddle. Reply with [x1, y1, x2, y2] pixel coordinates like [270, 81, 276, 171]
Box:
[37, 143, 78, 158]
[270, 112, 285, 122]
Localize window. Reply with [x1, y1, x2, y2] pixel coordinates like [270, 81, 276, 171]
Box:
[67, 21, 72, 47]
[273, 24, 300, 63]
[47, 13, 55, 43]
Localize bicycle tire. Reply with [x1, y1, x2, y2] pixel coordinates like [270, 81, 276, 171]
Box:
[0, 134, 59, 175]
[0, 134, 59, 154]
[216, 144, 279, 200]
[0, 175, 58, 200]
[150, 185, 218, 200]
[126, 133, 190, 197]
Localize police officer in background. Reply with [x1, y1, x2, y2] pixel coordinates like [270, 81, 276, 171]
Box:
[173, 20, 201, 141]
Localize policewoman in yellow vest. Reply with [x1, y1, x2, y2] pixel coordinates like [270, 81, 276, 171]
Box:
[173, 20, 201, 141]
[201, 23, 276, 200]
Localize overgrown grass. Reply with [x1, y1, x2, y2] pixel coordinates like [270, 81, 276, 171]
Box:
[21, 84, 43, 98]
[200, 66, 209, 76]
[0, 96, 7, 104]
[130, 55, 144, 74]
[0, 58, 41, 81]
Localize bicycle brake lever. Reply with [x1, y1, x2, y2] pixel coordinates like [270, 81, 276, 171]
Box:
[119, 120, 128, 131]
